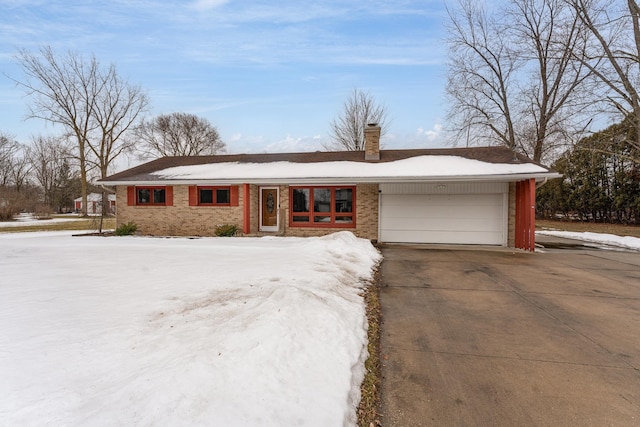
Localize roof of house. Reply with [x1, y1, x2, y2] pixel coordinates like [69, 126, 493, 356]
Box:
[99, 146, 560, 185]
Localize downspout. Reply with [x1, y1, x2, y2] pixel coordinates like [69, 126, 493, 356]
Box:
[243, 183, 251, 235]
[535, 177, 549, 189]
[377, 187, 382, 243]
[528, 178, 536, 252]
[100, 184, 116, 194]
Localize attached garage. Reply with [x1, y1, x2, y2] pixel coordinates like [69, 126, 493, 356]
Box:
[379, 182, 509, 245]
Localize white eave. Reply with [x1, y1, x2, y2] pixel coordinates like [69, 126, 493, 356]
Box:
[98, 171, 562, 186]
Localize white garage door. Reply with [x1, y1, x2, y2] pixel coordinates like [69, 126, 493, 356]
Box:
[380, 192, 506, 245]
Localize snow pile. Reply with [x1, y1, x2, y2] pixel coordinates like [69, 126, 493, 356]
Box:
[152, 155, 549, 180]
[0, 231, 381, 426]
[537, 230, 640, 251]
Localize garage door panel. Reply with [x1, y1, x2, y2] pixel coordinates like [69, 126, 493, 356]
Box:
[383, 217, 503, 232]
[383, 230, 503, 245]
[380, 193, 506, 245]
[384, 194, 499, 206]
[383, 205, 502, 220]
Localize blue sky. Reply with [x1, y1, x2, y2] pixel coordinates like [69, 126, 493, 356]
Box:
[1, 0, 449, 156]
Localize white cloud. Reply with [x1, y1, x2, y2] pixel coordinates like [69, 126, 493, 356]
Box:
[382, 123, 448, 149]
[417, 123, 443, 142]
[224, 134, 266, 154]
[224, 133, 325, 154]
[226, 126, 447, 156]
[228, 133, 243, 143]
[263, 135, 324, 153]
[190, 0, 228, 11]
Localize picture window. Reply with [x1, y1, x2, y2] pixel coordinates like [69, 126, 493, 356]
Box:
[290, 186, 355, 228]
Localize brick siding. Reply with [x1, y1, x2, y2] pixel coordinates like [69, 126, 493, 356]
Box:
[116, 183, 380, 240]
[116, 185, 245, 236]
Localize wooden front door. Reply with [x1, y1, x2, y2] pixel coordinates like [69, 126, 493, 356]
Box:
[260, 187, 279, 231]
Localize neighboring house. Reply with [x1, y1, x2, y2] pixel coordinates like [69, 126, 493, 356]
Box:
[74, 193, 116, 215]
[98, 125, 560, 251]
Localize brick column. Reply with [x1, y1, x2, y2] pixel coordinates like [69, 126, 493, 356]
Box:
[364, 124, 381, 160]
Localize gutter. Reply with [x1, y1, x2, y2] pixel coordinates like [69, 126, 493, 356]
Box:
[99, 184, 116, 194]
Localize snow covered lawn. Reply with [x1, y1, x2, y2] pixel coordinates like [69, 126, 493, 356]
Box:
[536, 230, 640, 251]
[0, 213, 81, 228]
[0, 231, 381, 426]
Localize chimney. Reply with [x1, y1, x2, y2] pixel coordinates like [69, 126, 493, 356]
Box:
[364, 123, 381, 161]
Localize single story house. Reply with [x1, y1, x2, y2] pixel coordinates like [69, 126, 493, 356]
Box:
[98, 125, 560, 251]
[74, 193, 116, 214]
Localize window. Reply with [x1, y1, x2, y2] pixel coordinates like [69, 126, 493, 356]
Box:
[126, 186, 172, 207]
[197, 186, 231, 206]
[290, 186, 355, 228]
[188, 185, 239, 207]
[137, 187, 166, 206]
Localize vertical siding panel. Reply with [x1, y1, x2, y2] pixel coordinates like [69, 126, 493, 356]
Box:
[188, 186, 198, 206]
[230, 185, 239, 206]
[165, 186, 173, 206]
[127, 186, 135, 206]
[243, 184, 250, 234]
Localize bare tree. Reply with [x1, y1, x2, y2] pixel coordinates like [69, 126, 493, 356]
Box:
[135, 112, 225, 158]
[0, 133, 35, 218]
[0, 132, 19, 187]
[326, 89, 388, 151]
[12, 46, 148, 214]
[568, 0, 640, 163]
[446, 0, 591, 163]
[446, 1, 519, 151]
[89, 65, 148, 178]
[0, 133, 31, 190]
[13, 47, 95, 214]
[510, 0, 592, 161]
[10, 146, 32, 192]
[28, 135, 71, 207]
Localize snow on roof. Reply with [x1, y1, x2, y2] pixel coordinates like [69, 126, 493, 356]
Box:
[98, 147, 560, 185]
[151, 155, 551, 182]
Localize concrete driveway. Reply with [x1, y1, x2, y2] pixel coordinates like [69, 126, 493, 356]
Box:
[379, 241, 640, 426]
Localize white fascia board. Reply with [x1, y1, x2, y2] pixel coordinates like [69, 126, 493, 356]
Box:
[98, 172, 561, 187]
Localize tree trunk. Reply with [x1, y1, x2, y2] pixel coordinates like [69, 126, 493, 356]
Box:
[79, 147, 88, 217]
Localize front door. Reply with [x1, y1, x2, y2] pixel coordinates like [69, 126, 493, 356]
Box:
[260, 187, 279, 232]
